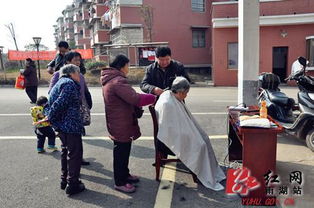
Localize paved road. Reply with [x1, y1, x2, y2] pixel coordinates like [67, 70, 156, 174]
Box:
[0, 86, 313, 208]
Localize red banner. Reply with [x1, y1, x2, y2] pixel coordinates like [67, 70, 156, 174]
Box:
[8, 49, 94, 61]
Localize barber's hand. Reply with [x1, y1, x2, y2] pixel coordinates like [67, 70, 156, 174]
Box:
[153, 87, 164, 96]
[47, 67, 54, 75]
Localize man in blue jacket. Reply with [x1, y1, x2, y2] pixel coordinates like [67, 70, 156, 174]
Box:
[47, 64, 85, 196]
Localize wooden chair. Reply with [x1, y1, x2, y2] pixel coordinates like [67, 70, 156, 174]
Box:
[149, 105, 198, 182]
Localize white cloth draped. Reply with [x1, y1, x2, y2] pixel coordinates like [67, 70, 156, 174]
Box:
[155, 91, 226, 191]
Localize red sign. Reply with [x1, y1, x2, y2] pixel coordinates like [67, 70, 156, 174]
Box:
[7, 49, 94, 61]
[225, 167, 261, 196]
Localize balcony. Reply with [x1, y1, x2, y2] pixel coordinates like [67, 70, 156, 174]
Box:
[89, 4, 108, 24]
[65, 23, 74, 29]
[83, 28, 91, 38]
[82, 9, 90, 21]
[91, 30, 110, 46]
[73, 13, 83, 22]
[64, 11, 74, 19]
[74, 25, 84, 34]
[65, 32, 74, 40]
[76, 38, 91, 47]
[92, 0, 106, 3]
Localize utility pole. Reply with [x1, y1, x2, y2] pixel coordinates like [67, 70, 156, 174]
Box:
[0, 46, 6, 82]
[33, 37, 42, 79]
[238, 0, 260, 106]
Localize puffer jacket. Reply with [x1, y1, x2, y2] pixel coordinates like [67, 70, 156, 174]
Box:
[46, 77, 83, 134]
[101, 68, 141, 142]
[23, 63, 38, 87]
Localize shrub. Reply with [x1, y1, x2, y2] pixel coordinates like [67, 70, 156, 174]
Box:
[85, 61, 107, 71]
[4, 61, 19, 71]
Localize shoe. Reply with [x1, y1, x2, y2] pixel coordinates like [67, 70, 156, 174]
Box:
[47, 145, 58, 151]
[60, 181, 67, 190]
[81, 159, 90, 166]
[65, 181, 85, 196]
[127, 175, 140, 183]
[37, 148, 45, 153]
[114, 183, 136, 193]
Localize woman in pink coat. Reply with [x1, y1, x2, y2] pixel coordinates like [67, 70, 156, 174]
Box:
[101, 54, 156, 193]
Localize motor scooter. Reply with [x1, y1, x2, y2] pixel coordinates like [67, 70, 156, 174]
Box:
[258, 57, 314, 151]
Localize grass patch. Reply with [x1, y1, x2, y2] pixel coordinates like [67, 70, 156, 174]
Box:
[0, 66, 208, 86]
[0, 67, 146, 86]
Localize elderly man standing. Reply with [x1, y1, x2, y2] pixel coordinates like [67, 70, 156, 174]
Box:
[46, 64, 85, 196]
[155, 77, 226, 191]
[140, 47, 191, 96]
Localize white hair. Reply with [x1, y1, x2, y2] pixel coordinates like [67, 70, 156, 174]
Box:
[59, 64, 80, 78]
[171, 77, 190, 93]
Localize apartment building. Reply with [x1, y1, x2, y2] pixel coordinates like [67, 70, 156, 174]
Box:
[54, 0, 213, 71]
[53, 17, 65, 48]
[63, 5, 75, 48]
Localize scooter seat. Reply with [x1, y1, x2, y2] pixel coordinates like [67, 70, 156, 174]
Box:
[268, 91, 289, 105]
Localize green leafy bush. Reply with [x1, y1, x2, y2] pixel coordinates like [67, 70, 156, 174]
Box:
[85, 61, 107, 71]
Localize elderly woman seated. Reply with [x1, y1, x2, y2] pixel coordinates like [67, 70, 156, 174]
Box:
[155, 77, 226, 191]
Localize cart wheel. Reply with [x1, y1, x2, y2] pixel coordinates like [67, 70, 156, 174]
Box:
[305, 130, 314, 152]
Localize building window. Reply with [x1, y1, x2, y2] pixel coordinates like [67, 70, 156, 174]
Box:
[192, 0, 205, 12]
[306, 37, 314, 67]
[228, 42, 238, 69]
[192, 30, 206, 48]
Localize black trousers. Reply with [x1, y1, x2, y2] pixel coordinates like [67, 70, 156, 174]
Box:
[59, 132, 83, 185]
[25, 86, 37, 103]
[35, 126, 56, 149]
[113, 141, 132, 186]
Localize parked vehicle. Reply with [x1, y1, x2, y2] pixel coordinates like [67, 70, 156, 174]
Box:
[258, 57, 314, 151]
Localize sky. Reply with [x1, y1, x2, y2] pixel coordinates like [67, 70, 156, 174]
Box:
[0, 0, 73, 52]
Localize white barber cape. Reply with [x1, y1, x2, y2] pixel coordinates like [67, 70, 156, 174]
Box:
[155, 91, 226, 191]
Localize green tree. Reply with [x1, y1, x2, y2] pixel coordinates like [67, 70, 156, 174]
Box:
[24, 44, 49, 51]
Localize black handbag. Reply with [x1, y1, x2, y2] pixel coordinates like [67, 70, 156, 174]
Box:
[134, 106, 144, 118]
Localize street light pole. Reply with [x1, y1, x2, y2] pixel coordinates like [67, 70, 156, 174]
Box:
[32, 37, 42, 79]
[0, 46, 6, 82]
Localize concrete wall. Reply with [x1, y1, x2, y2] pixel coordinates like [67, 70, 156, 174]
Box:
[111, 27, 143, 44]
[111, 0, 213, 66]
[212, 0, 314, 18]
[212, 24, 314, 86]
[145, 0, 212, 65]
[212, 0, 314, 86]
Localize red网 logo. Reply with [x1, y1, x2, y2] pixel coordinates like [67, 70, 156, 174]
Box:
[225, 167, 261, 196]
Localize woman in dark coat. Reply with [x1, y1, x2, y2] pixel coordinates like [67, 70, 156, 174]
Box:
[101, 54, 156, 193]
[47, 64, 85, 196]
[22, 58, 38, 103]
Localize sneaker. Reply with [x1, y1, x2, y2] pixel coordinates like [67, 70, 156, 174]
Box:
[65, 181, 85, 196]
[47, 145, 58, 151]
[60, 180, 67, 190]
[114, 183, 136, 193]
[81, 159, 90, 166]
[37, 148, 45, 153]
[127, 175, 140, 183]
